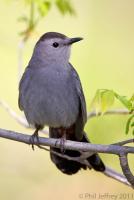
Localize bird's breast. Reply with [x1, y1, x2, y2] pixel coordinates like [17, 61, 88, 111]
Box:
[22, 67, 79, 128]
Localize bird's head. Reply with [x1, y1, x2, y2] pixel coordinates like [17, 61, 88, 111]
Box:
[33, 32, 83, 64]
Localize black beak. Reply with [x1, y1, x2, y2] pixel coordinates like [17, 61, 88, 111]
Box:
[66, 37, 83, 45]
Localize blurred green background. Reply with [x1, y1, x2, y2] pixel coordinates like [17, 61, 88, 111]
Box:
[0, 0, 134, 199]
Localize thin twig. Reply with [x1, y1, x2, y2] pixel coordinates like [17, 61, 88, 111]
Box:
[37, 145, 92, 167]
[0, 99, 131, 128]
[37, 145, 130, 185]
[104, 166, 130, 186]
[87, 109, 130, 120]
[119, 152, 134, 188]
[113, 139, 134, 146]
[0, 99, 132, 136]
[0, 100, 28, 126]
[0, 100, 48, 135]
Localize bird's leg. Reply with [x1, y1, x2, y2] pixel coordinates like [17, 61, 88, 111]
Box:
[60, 129, 66, 154]
[29, 126, 40, 150]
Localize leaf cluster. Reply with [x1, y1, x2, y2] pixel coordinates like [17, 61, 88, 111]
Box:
[17, 0, 75, 41]
[91, 89, 134, 135]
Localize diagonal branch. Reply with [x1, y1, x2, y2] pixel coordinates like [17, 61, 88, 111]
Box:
[0, 100, 28, 127]
[119, 152, 134, 188]
[113, 139, 134, 146]
[0, 100, 48, 135]
[38, 144, 130, 186]
[104, 166, 130, 186]
[0, 99, 131, 127]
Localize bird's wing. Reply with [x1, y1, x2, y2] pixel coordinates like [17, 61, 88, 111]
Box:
[69, 63, 87, 140]
[18, 67, 31, 111]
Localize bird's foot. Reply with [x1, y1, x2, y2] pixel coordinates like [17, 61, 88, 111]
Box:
[29, 130, 40, 150]
[60, 135, 66, 154]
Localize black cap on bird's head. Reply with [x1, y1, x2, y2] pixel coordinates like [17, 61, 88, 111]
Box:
[37, 32, 83, 46]
[39, 32, 67, 41]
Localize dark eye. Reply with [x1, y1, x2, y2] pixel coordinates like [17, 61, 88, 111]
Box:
[52, 42, 59, 48]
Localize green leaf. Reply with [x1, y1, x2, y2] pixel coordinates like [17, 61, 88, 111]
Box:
[100, 90, 115, 113]
[130, 94, 134, 102]
[114, 93, 133, 111]
[90, 89, 115, 114]
[125, 114, 134, 134]
[37, 1, 51, 17]
[130, 94, 134, 110]
[131, 122, 134, 127]
[90, 89, 102, 114]
[56, 0, 75, 15]
[64, 0, 75, 15]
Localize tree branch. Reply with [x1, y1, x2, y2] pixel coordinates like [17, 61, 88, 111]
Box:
[104, 166, 130, 186]
[0, 128, 133, 154]
[113, 139, 134, 146]
[0, 128, 134, 188]
[37, 144, 130, 186]
[0, 100, 28, 127]
[87, 108, 130, 120]
[119, 152, 134, 188]
[0, 99, 131, 127]
[0, 100, 48, 135]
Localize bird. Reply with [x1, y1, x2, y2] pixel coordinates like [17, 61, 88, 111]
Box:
[18, 32, 105, 175]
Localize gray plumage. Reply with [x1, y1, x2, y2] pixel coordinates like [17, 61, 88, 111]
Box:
[19, 32, 105, 174]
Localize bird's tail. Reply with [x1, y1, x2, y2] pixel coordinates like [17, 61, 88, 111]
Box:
[49, 128, 105, 175]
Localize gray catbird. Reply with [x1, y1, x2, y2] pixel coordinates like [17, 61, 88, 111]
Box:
[18, 32, 105, 175]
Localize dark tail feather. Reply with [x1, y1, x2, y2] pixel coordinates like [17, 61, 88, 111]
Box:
[82, 133, 105, 172]
[49, 128, 105, 175]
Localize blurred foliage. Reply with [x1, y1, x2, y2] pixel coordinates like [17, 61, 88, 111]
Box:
[16, 0, 75, 41]
[90, 89, 115, 114]
[91, 89, 134, 113]
[56, 0, 75, 15]
[91, 89, 134, 135]
[126, 114, 134, 135]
